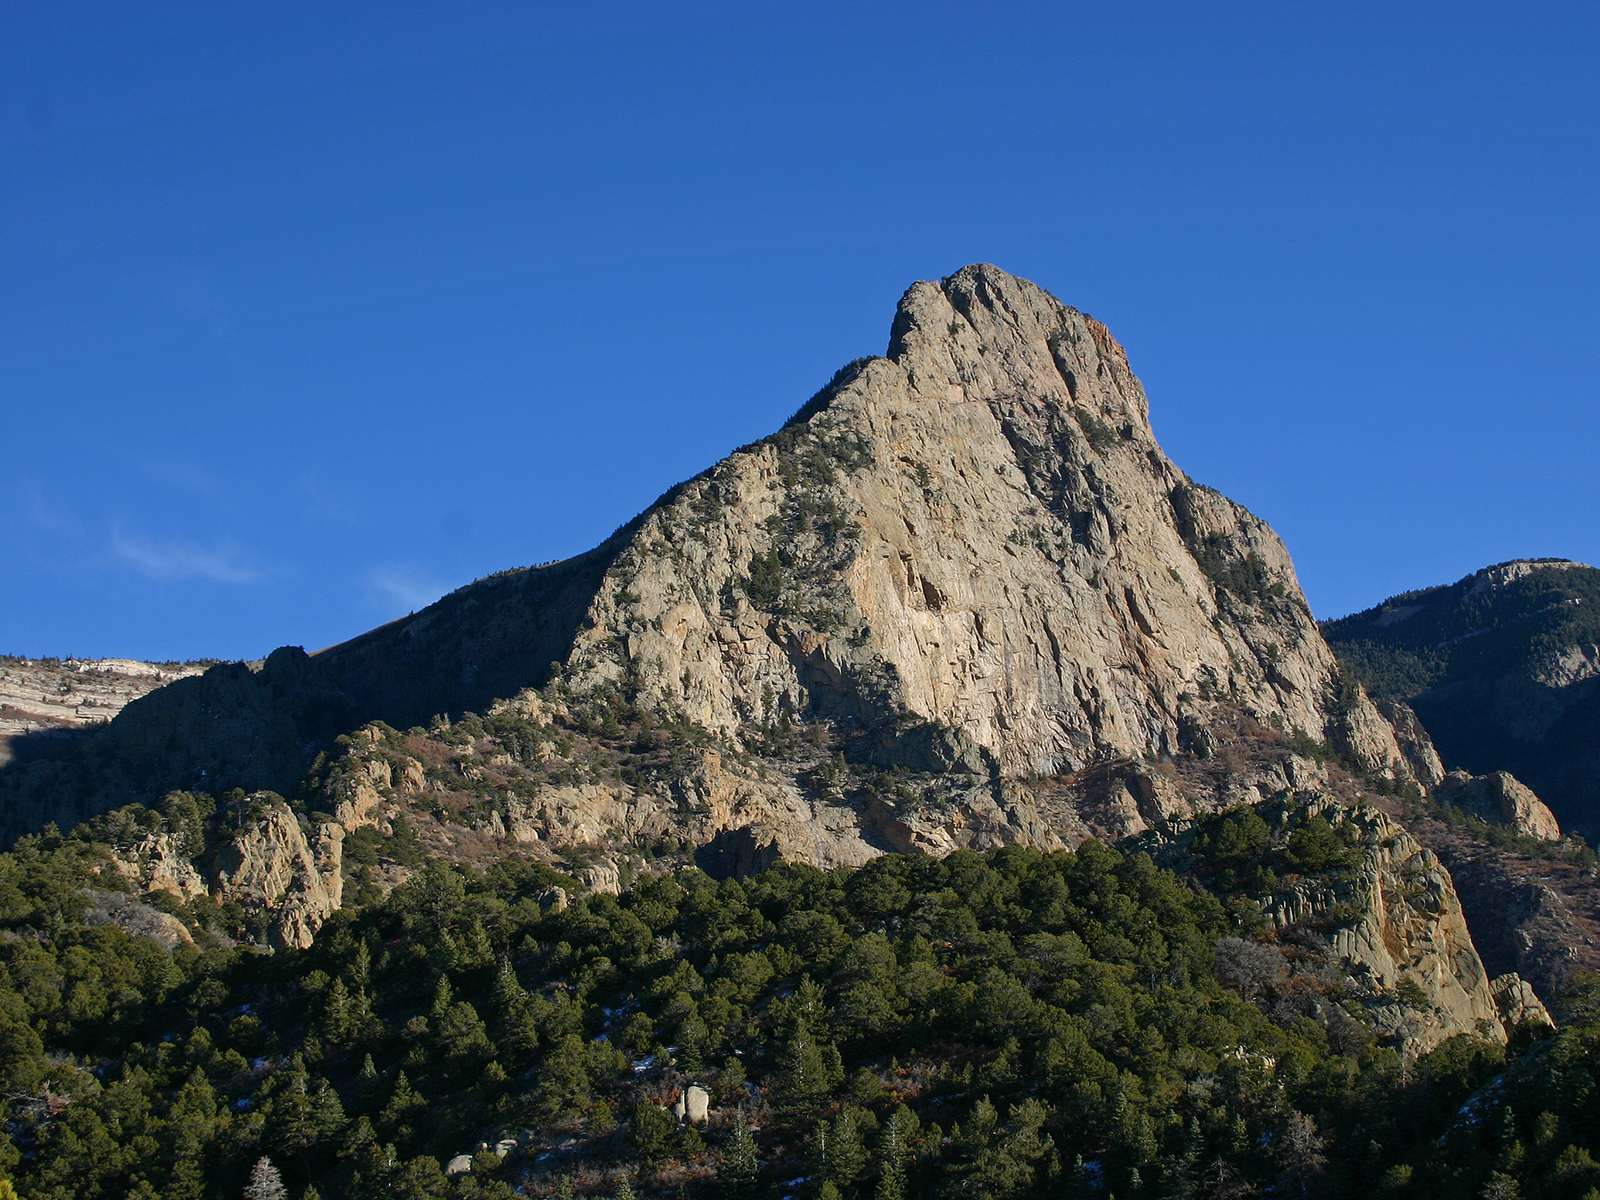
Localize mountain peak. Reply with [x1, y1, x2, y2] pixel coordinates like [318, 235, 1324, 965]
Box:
[6, 266, 1406, 842]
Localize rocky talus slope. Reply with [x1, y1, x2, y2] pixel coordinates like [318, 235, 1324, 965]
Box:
[1, 264, 1568, 1046]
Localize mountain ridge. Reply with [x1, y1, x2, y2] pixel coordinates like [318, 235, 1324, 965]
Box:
[1323, 556, 1600, 837]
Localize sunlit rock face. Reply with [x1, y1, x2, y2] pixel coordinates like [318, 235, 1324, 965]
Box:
[550, 264, 1400, 780]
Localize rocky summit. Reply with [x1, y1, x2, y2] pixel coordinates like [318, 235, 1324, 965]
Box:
[321, 264, 1403, 778]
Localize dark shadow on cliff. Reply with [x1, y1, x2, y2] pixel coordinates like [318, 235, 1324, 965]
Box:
[0, 540, 629, 847]
[311, 541, 620, 730]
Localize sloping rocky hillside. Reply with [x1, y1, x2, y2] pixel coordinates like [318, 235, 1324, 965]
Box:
[0, 655, 204, 764]
[1324, 558, 1600, 837]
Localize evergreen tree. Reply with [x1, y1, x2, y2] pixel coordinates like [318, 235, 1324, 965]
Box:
[348, 939, 371, 988]
[718, 1110, 760, 1200]
[630, 1100, 678, 1167]
[310, 1076, 348, 1140]
[264, 1056, 317, 1161]
[823, 1109, 867, 1193]
[430, 975, 454, 1019]
[355, 1054, 383, 1112]
[874, 1113, 905, 1200]
[321, 976, 352, 1045]
[244, 1157, 287, 1200]
[379, 1071, 426, 1143]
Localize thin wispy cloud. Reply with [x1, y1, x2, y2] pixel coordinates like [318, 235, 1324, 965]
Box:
[111, 525, 261, 584]
[367, 567, 446, 614]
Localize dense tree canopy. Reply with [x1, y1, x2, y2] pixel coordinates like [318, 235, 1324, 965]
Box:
[1, 820, 1597, 1199]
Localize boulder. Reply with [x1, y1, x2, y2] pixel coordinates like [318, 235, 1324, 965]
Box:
[684, 1084, 711, 1124]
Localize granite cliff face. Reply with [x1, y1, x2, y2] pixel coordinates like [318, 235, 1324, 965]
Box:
[552, 266, 1403, 780]
[299, 264, 1397, 791]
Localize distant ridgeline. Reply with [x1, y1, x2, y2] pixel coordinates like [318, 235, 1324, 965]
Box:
[1323, 560, 1600, 838]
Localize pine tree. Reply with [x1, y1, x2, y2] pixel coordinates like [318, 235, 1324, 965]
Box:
[321, 976, 352, 1046]
[355, 1054, 382, 1112]
[430, 975, 454, 1020]
[348, 940, 371, 988]
[497, 994, 541, 1061]
[824, 1109, 867, 1192]
[264, 1055, 316, 1160]
[1229, 1113, 1249, 1157]
[378, 1070, 426, 1142]
[630, 1099, 678, 1167]
[874, 1113, 905, 1200]
[718, 1110, 760, 1200]
[311, 1075, 348, 1140]
[243, 1156, 287, 1200]
[616, 1174, 638, 1200]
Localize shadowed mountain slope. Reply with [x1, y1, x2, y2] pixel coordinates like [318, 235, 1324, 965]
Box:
[1324, 559, 1600, 838]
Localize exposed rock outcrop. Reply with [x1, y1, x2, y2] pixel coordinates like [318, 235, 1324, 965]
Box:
[1144, 794, 1544, 1053]
[210, 799, 345, 950]
[1375, 699, 1445, 788]
[0, 647, 360, 846]
[1491, 973, 1554, 1029]
[1435, 770, 1561, 841]
[0, 656, 205, 764]
[78, 888, 193, 952]
[544, 266, 1403, 784]
[1270, 802, 1508, 1051]
[109, 830, 208, 900]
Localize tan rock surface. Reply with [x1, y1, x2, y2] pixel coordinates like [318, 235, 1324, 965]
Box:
[0, 657, 205, 759]
[1437, 770, 1561, 841]
[1257, 801, 1523, 1051]
[109, 830, 208, 900]
[210, 797, 344, 950]
[1491, 974, 1554, 1029]
[561, 265, 1403, 784]
[78, 888, 194, 952]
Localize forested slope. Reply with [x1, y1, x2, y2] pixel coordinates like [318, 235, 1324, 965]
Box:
[2, 820, 1596, 1200]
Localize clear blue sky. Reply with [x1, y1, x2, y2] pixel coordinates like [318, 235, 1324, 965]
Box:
[5, 1, 1598, 662]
